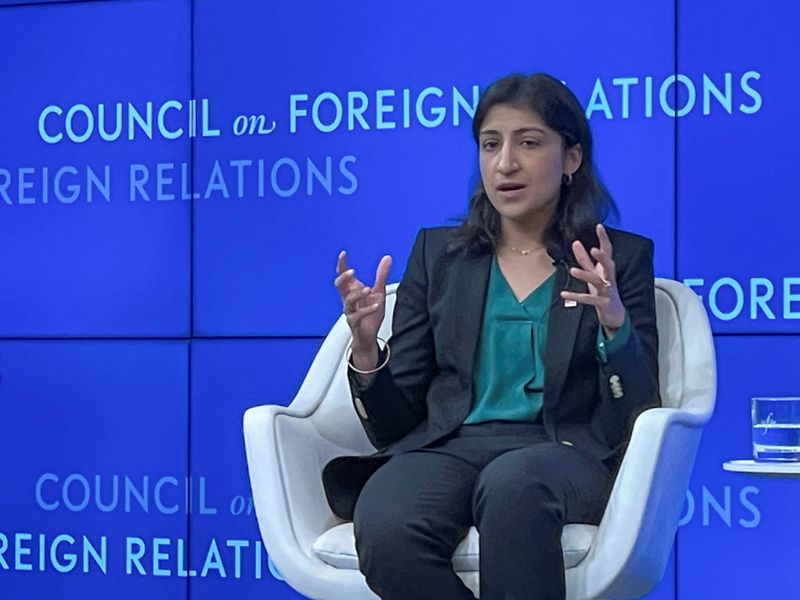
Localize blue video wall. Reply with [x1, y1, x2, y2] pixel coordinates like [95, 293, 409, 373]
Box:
[0, 0, 798, 599]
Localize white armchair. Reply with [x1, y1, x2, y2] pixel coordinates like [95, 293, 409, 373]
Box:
[244, 278, 716, 599]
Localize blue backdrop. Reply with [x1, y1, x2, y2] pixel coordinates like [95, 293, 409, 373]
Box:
[0, 0, 798, 598]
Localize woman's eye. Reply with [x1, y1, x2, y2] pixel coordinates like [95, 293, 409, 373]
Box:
[481, 140, 498, 150]
[522, 139, 540, 147]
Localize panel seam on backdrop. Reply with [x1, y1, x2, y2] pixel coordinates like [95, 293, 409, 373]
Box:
[0, 336, 329, 341]
[673, 0, 680, 597]
[673, 0, 680, 284]
[713, 332, 800, 337]
[10, 333, 800, 340]
[0, 0, 109, 9]
[188, 0, 195, 597]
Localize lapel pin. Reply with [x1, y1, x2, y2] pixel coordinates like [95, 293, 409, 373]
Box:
[564, 299, 577, 308]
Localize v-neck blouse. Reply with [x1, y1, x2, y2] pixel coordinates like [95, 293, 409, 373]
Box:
[464, 257, 556, 424]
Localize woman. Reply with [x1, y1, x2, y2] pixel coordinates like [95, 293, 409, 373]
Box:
[323, 73, 660, 600]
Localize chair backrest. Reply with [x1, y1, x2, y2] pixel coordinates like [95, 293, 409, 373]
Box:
[653, 278, 716, 417]
[654, 281, 684, 409]
[304, 279, 715, 448]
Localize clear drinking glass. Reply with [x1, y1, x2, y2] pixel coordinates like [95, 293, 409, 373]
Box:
[751, 397, 800, 462]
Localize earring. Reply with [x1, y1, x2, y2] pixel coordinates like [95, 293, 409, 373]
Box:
[562, 173, 573, 186]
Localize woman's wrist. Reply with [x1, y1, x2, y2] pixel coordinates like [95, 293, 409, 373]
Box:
[602, 324, 620, 340]
[347, 337, 390, 385]
[350, 336, 379, 358]
[350, 345, 379, 372]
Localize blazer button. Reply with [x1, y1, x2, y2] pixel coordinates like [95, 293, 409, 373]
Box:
[354, 397, 369, 420]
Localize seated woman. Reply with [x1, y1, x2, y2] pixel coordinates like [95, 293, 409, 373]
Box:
[323, 72, 661, 600]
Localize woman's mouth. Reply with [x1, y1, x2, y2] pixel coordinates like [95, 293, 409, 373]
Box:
[496, 183, 526, 198]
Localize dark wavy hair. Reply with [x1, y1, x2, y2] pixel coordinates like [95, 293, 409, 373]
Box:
[449, 73, 618, 262]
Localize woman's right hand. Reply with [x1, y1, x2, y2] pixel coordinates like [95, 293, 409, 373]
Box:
[335, 251, 392, 370]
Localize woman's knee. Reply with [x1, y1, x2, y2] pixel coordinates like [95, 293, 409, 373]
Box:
[355, 504, 453, 558]
[472, 450, 564, 525]
[354, 489, 426, 570]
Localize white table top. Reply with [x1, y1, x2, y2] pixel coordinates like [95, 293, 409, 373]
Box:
[723, 459, 800, 477]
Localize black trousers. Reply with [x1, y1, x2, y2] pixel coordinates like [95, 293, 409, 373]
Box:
[352, 421, 612, 600]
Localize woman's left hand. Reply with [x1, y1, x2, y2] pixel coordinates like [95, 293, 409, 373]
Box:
[560, 223, 626, 335]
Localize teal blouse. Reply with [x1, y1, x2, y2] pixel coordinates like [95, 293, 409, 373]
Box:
[464, 256, 631, 425]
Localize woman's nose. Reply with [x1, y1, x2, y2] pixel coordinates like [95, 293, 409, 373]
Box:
[496, 143, 518, 173]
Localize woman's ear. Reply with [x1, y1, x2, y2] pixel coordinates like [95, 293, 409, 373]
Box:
[564, 143, 583, 176]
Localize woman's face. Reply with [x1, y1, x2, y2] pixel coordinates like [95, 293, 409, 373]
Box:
[478, 104, 581, 227]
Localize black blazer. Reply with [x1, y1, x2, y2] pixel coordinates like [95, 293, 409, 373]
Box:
[323, 226, 660, 520]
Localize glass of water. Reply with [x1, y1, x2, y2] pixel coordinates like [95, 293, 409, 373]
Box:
[752, 397, 800, 461]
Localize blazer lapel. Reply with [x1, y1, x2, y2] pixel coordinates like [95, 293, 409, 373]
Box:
[448, 250, 492, 379]
[544, 262, 586, 409]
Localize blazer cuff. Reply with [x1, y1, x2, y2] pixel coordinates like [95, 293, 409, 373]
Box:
[596, 311, 632, 364]
[347, 347, 388, 395]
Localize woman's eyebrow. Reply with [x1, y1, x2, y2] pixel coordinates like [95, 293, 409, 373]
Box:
[479, 127, 547, 136]
[513, 127, 547, 135]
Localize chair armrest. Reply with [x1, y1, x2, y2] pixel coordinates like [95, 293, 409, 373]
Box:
[243, 406, 336, 580]
[244, 404, 376, 599]
[574, 398, 711, 599]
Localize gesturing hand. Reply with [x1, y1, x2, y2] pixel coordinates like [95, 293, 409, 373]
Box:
[334, 250, 392, 352]
[560, 224, 626, 335]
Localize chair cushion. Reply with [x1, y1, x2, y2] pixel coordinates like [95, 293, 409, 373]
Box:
[313, 523, 597, 572]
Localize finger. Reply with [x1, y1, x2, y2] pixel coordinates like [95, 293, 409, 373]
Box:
[346, 302, 382, 327]
[596, 224, 614, 258]
[569, 266, 610, 291]
[336, 250, 348, 276]
[335, 269, 365, 297]
[571, 240, 595, 272]
[560, 290, 605, 307]
[334, 268, 355, 291]
[590, 247, 616, 283]
[335, 268, 366, 289]
[343, 286, 371, 312]
[373, 255, 392, 291]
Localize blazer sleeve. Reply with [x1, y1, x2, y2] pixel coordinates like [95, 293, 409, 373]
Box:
[346, 228, 435, 450]
[594, 237, 661, 449]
